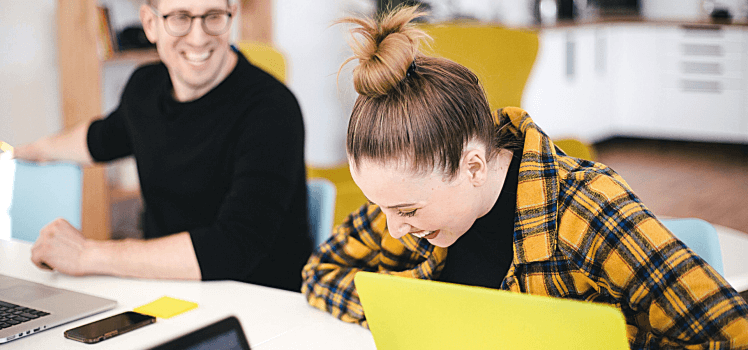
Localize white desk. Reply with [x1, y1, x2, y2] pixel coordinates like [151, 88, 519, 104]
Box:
[716, 225, 748, 293]
[0, 239, 376, 349]
[1, 224, 746, 349]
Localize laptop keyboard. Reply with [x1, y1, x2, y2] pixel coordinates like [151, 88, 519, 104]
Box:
[0, 300, 50, 329]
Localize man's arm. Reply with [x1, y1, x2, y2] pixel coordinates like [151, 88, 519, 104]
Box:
[30, 218, 201, 280]
[13, 121, 96, 166]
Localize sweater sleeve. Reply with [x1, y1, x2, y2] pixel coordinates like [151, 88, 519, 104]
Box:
[186, 101, 306, 282]
[87, 106, 133, 162]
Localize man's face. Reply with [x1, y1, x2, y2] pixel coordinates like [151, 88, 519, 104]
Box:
[141, 0, 236, 101]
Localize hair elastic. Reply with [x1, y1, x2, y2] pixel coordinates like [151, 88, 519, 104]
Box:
[406, 60, 417, 78]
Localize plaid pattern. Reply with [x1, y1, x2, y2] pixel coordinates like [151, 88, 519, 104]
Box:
[301, 108, 748, 349]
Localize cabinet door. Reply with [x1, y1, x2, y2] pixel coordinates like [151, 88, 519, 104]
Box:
[523, 27, 612, 143]
[657, 25, 745, 142]
[608, 25, 664, 137]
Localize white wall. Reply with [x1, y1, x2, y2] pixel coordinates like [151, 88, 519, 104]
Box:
[274, 0, 373, 167]
[0, 0, 62, 147]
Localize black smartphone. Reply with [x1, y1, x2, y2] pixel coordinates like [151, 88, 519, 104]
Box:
[64, 311, 156, 344]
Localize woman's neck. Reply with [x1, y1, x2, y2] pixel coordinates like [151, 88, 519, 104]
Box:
[478, 149, 514, 219]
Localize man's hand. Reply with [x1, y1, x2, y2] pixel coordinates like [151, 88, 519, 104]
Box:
[30, 218, 92, 276]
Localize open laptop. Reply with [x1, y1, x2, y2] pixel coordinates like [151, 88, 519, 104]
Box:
[354, 271, 629, 350]
[148, 316, 251, 350]
[0, 274, 117, 343]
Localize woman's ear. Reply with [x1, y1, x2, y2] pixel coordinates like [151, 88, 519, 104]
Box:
[462, 148, 488, 187]
[140, 5, 158, 44]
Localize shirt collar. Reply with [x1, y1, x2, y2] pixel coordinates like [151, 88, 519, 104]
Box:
[496, 107, 560, 264]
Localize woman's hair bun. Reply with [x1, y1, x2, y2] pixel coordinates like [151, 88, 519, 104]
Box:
[338, 6, 430, 97]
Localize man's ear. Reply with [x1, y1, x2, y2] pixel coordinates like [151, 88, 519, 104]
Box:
[140, 4, 158, 44]
[462, 148, 488, 187]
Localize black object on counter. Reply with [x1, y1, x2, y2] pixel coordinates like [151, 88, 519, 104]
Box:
[118, 26, 155, 51]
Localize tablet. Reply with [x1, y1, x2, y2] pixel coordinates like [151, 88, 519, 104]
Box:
[148, 316, 250, 350]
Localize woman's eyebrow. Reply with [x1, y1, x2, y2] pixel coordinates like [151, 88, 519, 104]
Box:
[365, 196, 417, 209]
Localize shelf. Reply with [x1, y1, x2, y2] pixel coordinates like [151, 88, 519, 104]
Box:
[110, 186, 141, 203]
[105, 48, 160, 64]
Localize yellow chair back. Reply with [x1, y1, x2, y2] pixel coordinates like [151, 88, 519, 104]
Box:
[307, 164, 368, 228]
[553, 138, 597, 161]
[236, 41, 287, 83]
[419, 23, 539, 109]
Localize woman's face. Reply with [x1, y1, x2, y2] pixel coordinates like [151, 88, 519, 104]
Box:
[350, 158, 485, 248]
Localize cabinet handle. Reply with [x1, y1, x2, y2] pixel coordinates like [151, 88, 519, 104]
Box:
[680, 24, 723, 38]
[681, 80, 722, 93]
[566, 35, 575, 79]
[682, 43, 723, 57]
[681, 62, 722, 75]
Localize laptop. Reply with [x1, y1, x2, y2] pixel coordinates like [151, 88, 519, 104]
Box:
[354, 271, 629, 350]
[148, 316, 251, 350]
[0, 274, 117, 343]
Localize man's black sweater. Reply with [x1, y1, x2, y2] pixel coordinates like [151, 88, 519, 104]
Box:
[87, 51, 311, 291]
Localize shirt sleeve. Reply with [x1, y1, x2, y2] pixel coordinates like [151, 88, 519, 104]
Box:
[87, 106, 133, 162]
[578, 172, 748, 348]
[301, 203, 385, 327]
[301, 202, 448, 327]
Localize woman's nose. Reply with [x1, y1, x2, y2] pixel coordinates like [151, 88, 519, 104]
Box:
[386, 214, 411, 239]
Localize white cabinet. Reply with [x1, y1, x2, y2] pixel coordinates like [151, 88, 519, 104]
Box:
[524, 26, 614, 143]
[607, 25, 663, 137]
[523, 23, 748, 144]
[656, 25, 745, 142]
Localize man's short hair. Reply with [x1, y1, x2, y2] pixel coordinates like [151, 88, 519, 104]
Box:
[146, 0, 231, 7]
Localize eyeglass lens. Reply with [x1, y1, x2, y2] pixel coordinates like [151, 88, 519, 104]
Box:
[165, 12, 231, 36]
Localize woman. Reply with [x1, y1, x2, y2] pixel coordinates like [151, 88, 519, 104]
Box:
[302, 6, 748, 348]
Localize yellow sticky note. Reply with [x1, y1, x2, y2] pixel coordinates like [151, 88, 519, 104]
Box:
[134, 296, 198, 319]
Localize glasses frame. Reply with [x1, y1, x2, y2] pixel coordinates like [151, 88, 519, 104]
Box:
[150, 6, 233, 37]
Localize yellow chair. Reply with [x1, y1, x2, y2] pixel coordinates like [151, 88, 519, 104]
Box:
[236, 41, 287, 83]
[307, 165, 367, 228]
[419, 23, 539, 109]
[553, 138, 597, 161]
[421, 25, 597, 162]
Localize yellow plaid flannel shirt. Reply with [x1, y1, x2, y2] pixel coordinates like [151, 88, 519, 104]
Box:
[302, 108, 748, 349]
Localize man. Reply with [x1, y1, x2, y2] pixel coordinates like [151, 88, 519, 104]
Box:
[14, 0, 311, 292]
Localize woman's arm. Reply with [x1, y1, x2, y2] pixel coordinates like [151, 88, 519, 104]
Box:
[302, 202, 445, 327]
[574, 171, 748, 348]
[302, 203, 387, 327]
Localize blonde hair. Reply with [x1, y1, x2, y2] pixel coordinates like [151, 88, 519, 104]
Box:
[340, 5, 512, 179]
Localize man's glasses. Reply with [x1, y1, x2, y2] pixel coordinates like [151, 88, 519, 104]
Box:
[151, 7, 232, 37]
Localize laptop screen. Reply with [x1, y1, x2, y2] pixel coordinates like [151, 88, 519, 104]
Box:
[149, 316, 251, 350]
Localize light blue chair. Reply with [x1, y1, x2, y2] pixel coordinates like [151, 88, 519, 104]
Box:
[8, 161, 82, 242]
[661, 218, 724, 275]
[307, 178, 336, 248]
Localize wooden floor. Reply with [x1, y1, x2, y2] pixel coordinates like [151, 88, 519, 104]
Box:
[593, 138, 748, 234]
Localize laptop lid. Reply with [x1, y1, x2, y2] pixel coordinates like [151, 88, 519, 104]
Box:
[148, 316, 251, 350]
[354, 271, 629, 350]
[0, 274, 117, 343]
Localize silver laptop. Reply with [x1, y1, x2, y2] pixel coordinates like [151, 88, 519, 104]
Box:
[0, 274, 117, 343]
